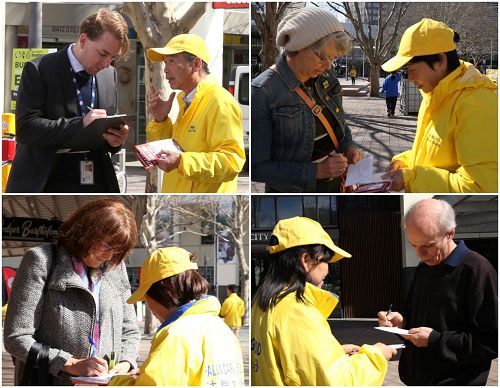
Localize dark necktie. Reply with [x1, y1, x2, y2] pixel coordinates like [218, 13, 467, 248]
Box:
[76, 70, 92, 109]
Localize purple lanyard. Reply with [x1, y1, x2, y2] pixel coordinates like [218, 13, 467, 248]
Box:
[70, 66, 96, 116]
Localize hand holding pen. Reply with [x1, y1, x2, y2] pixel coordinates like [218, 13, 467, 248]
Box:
[377, 304, 405, 328]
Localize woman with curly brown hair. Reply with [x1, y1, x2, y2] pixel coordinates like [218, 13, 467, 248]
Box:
[4, 199, 140, 385]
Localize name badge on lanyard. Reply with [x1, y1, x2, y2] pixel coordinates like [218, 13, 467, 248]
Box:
[71, 66, 96, 185]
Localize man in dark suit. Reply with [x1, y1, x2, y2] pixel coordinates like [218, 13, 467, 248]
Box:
[6, 9, 130, 193]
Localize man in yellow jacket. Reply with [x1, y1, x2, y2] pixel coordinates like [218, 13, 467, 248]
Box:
[146, 34, 246, 193]
[251, 217, 396, 385]
[220, 284, 245, 337]
[383, 19, 497, 193]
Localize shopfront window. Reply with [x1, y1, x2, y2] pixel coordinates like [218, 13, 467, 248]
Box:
[276, 196, 302, 220]
[253, 197, 276, 228]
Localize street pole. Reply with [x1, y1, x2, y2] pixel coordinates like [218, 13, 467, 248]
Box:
[214, 233, 219, 299]
[29, 2, 42, 48]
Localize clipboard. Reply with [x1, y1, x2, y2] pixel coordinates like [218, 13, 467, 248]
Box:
[63, 114, 135, 151]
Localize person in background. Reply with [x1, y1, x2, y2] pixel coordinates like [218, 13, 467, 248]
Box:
[7, 9, 130, 193]
[4, 199, 140, 385]
[252, 217, 396, 386]
[109, 247, 244, 386]
[220, 284, 245, 337]
[380, 71, 401, 117]
[377, 199, 497, 385]
[349, 66, 357, 84]
[252, 8, 361, 193]
[146, 34, 245, 193]
[382, 18, 497, 192]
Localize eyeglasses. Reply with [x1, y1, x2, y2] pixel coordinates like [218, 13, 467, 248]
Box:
[310, 47, 337, 65]
[97, 242, 124, 254]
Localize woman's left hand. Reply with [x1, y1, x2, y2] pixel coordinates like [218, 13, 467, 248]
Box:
[345, 147, 361, 164]
[109, 361, 131, 375]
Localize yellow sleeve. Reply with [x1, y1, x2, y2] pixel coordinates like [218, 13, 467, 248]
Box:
[220, 298, 229, 317]
[391, 150, 411, 167]
[145, 118, 174, 142]
[238, 299, 245, 317]
[109, 328, 195, 386]
[404, 89, 497, 193]
[276, 305, 388, 385]
[177, 99, 245, 183]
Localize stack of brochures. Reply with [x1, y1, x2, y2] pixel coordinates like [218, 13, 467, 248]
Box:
[134, 138, 184, 170]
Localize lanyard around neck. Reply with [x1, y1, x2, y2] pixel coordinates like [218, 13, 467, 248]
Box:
[70, 66, 96, 116]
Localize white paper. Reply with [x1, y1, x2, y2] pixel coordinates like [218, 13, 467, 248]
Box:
[345, 156, 391, 186]
[70, 374, 115, 385]
[374, 326, 410, 335]
[345, 156, 374, 186]
[388, 344, 406, 349]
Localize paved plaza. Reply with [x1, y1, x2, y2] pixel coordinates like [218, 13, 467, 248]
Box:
[251, 78, 417, 193]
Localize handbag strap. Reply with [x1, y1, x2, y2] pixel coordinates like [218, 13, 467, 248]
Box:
[269, 65, 347, 192]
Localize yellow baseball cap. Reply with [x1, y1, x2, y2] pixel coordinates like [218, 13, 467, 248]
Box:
[147, 33, 211, 64]
[268, 217, 351, 262]
[382, 18, 456, 72]
[127, 247, 198, 304]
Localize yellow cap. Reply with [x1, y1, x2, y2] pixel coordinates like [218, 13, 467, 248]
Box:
[147, 34, 211, 64]
[268, 217, 351, 262]
[127, 247, 198, 304]
[382, 18, 456, 72]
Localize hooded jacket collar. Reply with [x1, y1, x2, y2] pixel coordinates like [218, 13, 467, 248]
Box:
[302, 282, 339, 319]
[422, 61, 497, 111]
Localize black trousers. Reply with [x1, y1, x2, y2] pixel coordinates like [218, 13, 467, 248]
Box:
[386, 96, 398, 114]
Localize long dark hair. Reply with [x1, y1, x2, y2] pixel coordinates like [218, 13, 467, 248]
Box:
[253, 244, 333, 312]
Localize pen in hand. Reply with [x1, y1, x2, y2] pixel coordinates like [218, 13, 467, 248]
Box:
[109, 351, 116, 370]
[385, 304, 393, 324]
[88, 336, 97, 357]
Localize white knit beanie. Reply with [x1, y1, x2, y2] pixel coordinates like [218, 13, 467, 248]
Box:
[276, 8, 345, 51]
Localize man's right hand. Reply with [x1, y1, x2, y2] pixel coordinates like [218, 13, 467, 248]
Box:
[62, 356, 109, 376]
[83, 109, 107, 128]
[377, 310, 404, 328]
[387, 160, 405, 173]
[316, 153, 348, 180]
[374, 343, 398, 360]
[148, 84, 176, 123]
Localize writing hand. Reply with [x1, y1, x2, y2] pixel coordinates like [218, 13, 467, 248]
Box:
[83, 109, 107, 128]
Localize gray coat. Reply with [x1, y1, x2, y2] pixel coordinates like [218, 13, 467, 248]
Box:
[4, 243, 141, 385]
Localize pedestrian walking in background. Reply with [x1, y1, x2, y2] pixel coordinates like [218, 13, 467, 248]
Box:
[380, 71, 401, 117]
[4, 199, 140, 385]
[349, 66, 357, 84]
[251, 217, 396, 386]
[109, 247, 244, 386]
[220, 284, 245, 337]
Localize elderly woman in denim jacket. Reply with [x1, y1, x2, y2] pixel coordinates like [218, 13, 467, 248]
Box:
[252, 8, 361, 192]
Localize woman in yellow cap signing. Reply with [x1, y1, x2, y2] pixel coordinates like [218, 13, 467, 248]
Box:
[251, 216, 396, 386]
[109, 247, 244, 386]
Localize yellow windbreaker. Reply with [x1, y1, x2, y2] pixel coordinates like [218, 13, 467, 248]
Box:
[392, 61, 497, 192]
[220, 293, 245, 327]
[146, 74, 246, 193]
[109, 296, 244, 386]
[251, 283, 388, 386]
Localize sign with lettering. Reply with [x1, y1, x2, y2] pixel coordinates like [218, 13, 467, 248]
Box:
[2, 217, 62, 242]
[251, 232, 271, 243]
[11, 48, 56, 110]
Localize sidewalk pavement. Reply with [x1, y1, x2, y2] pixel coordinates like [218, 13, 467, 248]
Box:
[330, 319, 498, 386]
[2, 323, 250, 386]
[124, 161, 250, 194]
[252, 78, 417, 192]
